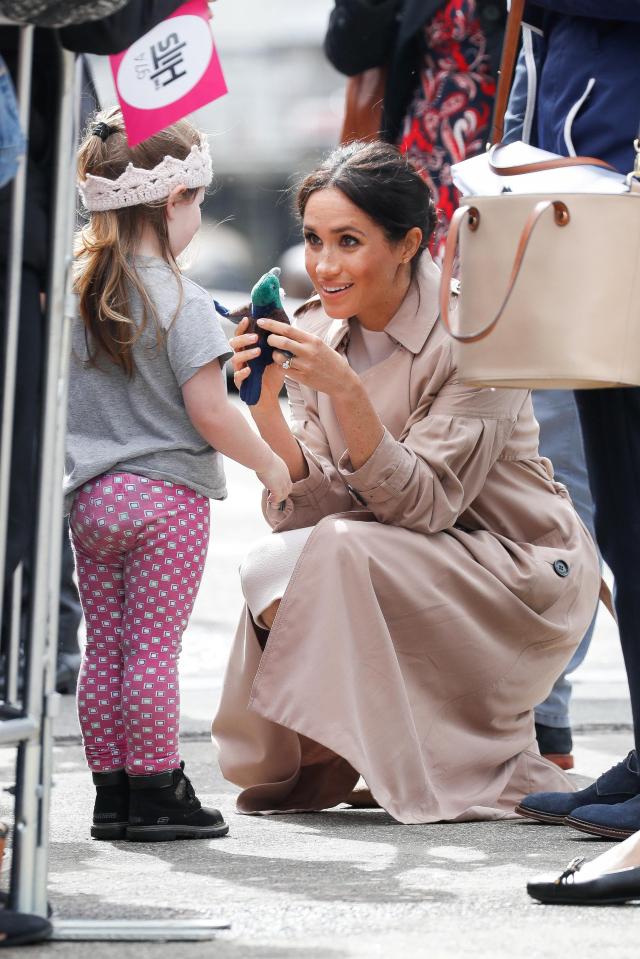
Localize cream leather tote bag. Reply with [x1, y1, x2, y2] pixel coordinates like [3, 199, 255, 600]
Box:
[439, 0, 640, 389]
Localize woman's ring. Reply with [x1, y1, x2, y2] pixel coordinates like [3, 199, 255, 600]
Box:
[282, 356, 294, 370]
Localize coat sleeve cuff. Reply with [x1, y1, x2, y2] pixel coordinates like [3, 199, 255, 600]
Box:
[287, 441, 335, 505]
[262, 442, 342, 531]
[337, 428, 413, 504]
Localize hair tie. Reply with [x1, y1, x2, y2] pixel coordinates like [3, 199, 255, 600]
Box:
[92, 122, 114, 142]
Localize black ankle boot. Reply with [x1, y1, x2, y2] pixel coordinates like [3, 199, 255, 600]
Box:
[91, 769, 129, 840]
[126, 761, 229, 842]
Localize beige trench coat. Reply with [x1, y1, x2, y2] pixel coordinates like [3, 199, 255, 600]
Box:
[212, 255, 600, 824]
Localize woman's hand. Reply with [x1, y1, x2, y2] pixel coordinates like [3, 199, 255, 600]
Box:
[229, 317, 309, 483]
[257, 318, 359, 400]
[230, 317, 285, 408]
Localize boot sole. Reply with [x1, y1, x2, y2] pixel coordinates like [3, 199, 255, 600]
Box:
[514, 804, 567, 825]
[564, 815, 635, 840]
[125, 822, 230, 842]
[91, 822, 128, 840]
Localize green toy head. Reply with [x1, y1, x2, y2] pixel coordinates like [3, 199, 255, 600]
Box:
[251, 267, 283, 308]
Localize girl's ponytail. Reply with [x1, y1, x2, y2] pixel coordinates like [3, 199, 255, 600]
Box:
[74, 106, 204, 377]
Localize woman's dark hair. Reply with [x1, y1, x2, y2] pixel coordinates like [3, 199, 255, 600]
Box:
[296, 141, 437, 273]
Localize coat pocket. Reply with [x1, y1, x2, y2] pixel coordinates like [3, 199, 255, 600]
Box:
[457, 529, 572, 616]
[503, 530, 575, 616]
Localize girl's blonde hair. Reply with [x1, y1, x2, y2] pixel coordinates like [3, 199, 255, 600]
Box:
[75, 106, 204, 377]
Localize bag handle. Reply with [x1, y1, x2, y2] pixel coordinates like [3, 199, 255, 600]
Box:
[490, 0, 526, 145]
[439, 199, 571, 343]
[599, 578, 617, 622]
[488, 142, 616, 176]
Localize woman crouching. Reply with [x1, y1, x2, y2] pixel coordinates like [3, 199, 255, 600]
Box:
[211, 141, 599, 825]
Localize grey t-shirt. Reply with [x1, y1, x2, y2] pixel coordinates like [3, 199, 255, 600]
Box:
[64, 256, 233, 509]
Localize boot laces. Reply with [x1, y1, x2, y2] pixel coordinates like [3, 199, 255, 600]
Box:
[178, 761, 197, 803]
[600, 750, 638, 781]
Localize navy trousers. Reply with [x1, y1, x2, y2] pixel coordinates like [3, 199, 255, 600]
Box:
[575, 387, 640, 754]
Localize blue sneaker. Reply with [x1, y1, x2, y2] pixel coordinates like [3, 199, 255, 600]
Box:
[515, 751, 640, 825]
[566, 792, 640, 840]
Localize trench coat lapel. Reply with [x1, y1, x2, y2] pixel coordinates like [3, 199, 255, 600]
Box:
[384, 253, 442, 354]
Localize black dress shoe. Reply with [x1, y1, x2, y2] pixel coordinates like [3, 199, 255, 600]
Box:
[527, 856, 640, 905]
[0, 910, 52, 947]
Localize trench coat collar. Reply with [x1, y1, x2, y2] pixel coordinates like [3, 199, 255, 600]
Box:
[324, 252, 442, 355]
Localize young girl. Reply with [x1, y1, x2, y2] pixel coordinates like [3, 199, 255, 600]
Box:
[65, 106, 291, 843]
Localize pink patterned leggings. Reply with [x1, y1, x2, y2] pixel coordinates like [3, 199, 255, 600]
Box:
[69, 473, 209, 775]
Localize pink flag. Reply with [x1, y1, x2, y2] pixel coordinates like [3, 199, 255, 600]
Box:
[109, 0, 227, 147]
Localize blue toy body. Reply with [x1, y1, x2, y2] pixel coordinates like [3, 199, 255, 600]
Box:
[214, 267, 291, 406]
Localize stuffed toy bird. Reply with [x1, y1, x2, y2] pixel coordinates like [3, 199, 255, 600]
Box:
[214, 267, 292, 406]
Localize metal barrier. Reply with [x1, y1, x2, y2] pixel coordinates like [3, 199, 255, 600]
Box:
[0, 21, 77, 919]
[0, 22, 227, 941]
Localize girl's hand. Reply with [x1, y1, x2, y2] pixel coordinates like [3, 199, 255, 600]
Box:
[256, 449, 293, 505]
[230, 317, 285, 408]
[256, 318, 358, 399]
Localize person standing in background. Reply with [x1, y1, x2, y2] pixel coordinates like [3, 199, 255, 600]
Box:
[324, 0, 506, 262]
[504, 0, 640, 840]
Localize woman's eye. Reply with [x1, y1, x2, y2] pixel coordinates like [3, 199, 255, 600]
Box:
[340, 234, 359, 247]
[304, 232, 321, 247]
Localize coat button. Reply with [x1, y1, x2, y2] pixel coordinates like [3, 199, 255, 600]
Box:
[553, 559, 570, 578]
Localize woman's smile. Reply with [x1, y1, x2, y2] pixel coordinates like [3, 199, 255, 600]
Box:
[318, 281, 354, 300]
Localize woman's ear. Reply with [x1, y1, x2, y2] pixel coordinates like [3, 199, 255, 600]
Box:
[165, 183, 187, 220]
[401, 227, 423, 264]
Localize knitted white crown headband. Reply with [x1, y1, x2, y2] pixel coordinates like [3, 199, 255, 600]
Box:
[79, 141, 213, 212]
